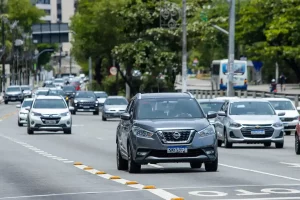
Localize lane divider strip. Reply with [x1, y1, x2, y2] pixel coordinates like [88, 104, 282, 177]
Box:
[0, 135, 184, 200]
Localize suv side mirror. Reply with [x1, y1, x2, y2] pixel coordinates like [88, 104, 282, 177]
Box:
[278, 112, 285, 116]
[217, 111, 226, 116]
[207, 111, 217, 119]
[25, 106, 31, 111]
[16, 105, 21, 108]
[121, 113, 131, 120]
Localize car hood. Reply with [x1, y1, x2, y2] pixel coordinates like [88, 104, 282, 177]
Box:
[133, 118, 210, 132]
[275, 110, 299, 118]
[20, 108, 29, 113]
[230, 115, 280, 124]
[97, 98, 107, 103]
[6, 91, 21, 95]
[75, 98, 95, 102]
[31, 109, 69, 115]
[104, 105, 127, 110]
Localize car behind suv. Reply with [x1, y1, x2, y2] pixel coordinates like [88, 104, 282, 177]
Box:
[116, 92, 218, 173]
[4, 86, 24, 104]
[72, 91, 99, 115]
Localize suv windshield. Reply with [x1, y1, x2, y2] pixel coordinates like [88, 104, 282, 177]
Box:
[95, 92, 108, 98]
[75, 92, 95, 99]
[48, 90, 65, 96]
[6, 87, 21, 92]
[199, 102, 224, 114]
[230, 102, 275, 115]
[36, 91, 48, 95]
[22, 100, 33, 108]
[33, 99, 67, 109]
[63, 86, 75, 92]
[21, 86, 30, 91]
[269, 101, 295, 110]
[54, 79, 64, 83]
[137, 98, 204, 119]
[105, 98, 127, 105]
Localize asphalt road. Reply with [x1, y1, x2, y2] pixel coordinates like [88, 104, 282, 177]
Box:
[1, 102, 300, 200]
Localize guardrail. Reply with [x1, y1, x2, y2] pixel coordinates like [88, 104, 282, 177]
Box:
[175, 89, 300, 107]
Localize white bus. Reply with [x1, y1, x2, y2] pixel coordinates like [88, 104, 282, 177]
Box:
[211, 59, 248, 91]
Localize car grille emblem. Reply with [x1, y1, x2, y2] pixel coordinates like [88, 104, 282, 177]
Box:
[255, 125, 260, 129]
[173, 132, 181, 139]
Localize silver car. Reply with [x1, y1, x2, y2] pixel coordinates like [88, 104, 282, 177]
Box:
[16, 98, 33, 126]
[215, 99, 285, 148]
[53, 78, 65, 88]
[102, 96, 128, 121]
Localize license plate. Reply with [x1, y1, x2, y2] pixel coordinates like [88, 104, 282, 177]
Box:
[45, 120, 56, 124]
[11, 98, 16, 100]
[251, 130, 265, 135]
[283, 123, 289, 127]
[83, 106, 89, 109]
[167, 146, 188, 153]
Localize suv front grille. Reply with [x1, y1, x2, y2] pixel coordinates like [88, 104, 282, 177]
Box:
[77, 102, 95, 106]
[157, 130, 194, 144]
[281, 118, 295, 122]
[241, 127, 274, 138]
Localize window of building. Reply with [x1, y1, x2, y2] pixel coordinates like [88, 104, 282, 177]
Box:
[37, 0, 50, 4]
[57, 14, 62, 21]
[43, 9, 51, 15]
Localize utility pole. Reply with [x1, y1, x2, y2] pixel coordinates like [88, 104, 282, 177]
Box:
[1, 8, 6, 91]
[227, 0, 236, 97]
[181, 0, 187, 93]
[88, 56, 92, 91]
[69, 49, 72, 74]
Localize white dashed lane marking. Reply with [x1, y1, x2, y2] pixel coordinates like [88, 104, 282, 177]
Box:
[0, 135, 184, 200]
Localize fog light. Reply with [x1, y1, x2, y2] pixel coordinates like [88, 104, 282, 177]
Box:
[30, 121, 34, 125]
[137, 152, 147, 156]
[206, 150, 215, 155]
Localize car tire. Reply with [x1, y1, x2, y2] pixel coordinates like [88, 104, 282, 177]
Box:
[64, 128, 72, 134]
[224, 129, 232, 148]
[93, 111, 99, 115]
[275, 142, 284, 149]
[18, 120, 23, 127]
[285, 131, 291, 136]
[102, 116, 107, 121]
[295, 134, 300, 155]
[4, 101, 8, 104]
[217, 140, 222, 147]
[190, 162, 202, 169]
[127, 143, 141, 173]
[72, 111, 76, 115]
[117, 143, 128, 170]
[27, 124, 33, 135]
[205, 157, 218, 172]
[264, 142, 271, 147]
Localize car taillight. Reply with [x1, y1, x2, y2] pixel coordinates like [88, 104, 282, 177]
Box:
[244, 79, 247, 85]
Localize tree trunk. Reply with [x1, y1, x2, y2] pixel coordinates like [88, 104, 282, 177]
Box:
[284, 58, 300, 82]
[94, 57, 103, 84]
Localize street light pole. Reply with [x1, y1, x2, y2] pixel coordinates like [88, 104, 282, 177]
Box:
[181, 0, 187, 93]
[227, 0, 236, 97]
[1, 15, 6, 92]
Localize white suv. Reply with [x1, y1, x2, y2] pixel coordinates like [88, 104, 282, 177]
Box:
[26, 96, 74, 134]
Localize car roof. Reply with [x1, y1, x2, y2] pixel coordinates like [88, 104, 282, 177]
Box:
[107, 96, 126, 99]
[94, 91, 107, 93]
[35, 95, 63, 100]
[139, 92, 192, 99]
[7, 85, 21, 88]
[264, 98, 292, 101]
[229, 98, 270, 103]
[197, 99, 225, 103]
[23, 98, 33, 101]
[20, 85, 30, 87]
[214, 97, 239, 100]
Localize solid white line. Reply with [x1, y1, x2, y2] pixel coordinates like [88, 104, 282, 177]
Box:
[148, 164, 164, 168]
[220, 163, 300, 182]
[212, 197, 300, 200]
[0, 190, 142, 199]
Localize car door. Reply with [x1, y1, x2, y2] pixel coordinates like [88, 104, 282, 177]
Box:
[122, 98, 136, 154]
[216, 101, 228, 140]
[119, 99, 133, 153]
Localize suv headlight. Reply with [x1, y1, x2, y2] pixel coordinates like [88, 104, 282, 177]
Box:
[132, 126, 154, 139]
[32, 112, 41, 116]
[197, 125, 215, 137]
[273, 122, 283, 127]
[60, 112, 70, 117]
[74, 100, 78, 103]
[293, 116, 298, 120]
[229, 121, 242, 128]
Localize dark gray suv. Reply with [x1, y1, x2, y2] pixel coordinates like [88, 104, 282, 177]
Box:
[116, 92, 218, 173]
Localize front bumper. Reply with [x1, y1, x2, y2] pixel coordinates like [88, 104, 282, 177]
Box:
[282, 121, 298, 132]
[19, 113, 28, 123]
[4, 96, 24, 101]
[130, 133, 217, 164]
[103, 111, 124, 118]
[28, 115, 72, 131]
[74, 103, 99, 112]
[221, 126, 284, 143]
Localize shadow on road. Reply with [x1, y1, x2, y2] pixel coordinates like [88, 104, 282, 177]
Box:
[139, 168, 208, 174]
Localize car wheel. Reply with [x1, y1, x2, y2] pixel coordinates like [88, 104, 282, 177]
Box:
[295, 134, 300, 155]
[190, 162, 202, 169]
[205, 157, 218, 172]
[264, 142, 271, 147]
[4, 101, 8, 104]
[72, 111, 76, 115]
[93, 111, 99, 115]
[217, 140, 222, 147]
[275, 142, 284, 149]
[27, 123, 33, 135]
[117, 143, 128, 170]
[18, 120, 23, 127]
[102, 116, 107, 121]
[224, 129, 232, 148]
[285, 131, 291, 136]
[127, 143, 141, 173]
[64, 128, 72, 134]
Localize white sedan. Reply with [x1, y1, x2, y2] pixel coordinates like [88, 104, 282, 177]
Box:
[16, 98, 33, 126]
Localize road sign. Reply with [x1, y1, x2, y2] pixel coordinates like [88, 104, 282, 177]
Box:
[110, 66, 117, 76]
